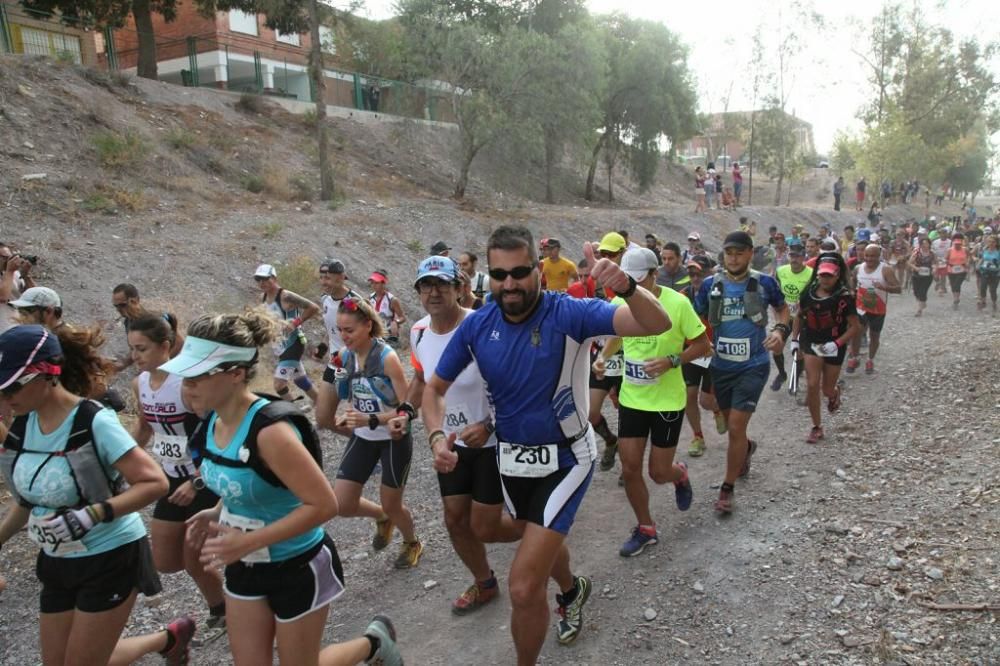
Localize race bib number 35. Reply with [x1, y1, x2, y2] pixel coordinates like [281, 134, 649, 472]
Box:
[28, 512, 87, 556]
[498, 443, 558, 478]
[716, 337, 751, 362]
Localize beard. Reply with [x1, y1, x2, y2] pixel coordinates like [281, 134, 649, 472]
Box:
[494, 284, 540, 318]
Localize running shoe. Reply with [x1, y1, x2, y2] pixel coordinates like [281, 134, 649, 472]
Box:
[555, 576, 592, 645]
[205, 614, 226, 630]
[688, 436, 705, 457]
[865, 359, 874, 375]
[163, 615, 196, 666]
[714, 485, 734, 514]
[714, 411, 728, 435]
[806, 426, 824, 444]
[770, 373, 787, 391]
[393, 540, 423, 569]
[738, 440, 757, 478]
[451, 579, 499, 615]
[599, 438, 619, 472]
[845, 357, 859, 374]
[619, 526, 658, 557]
[364, 615, 403, 666]
[674, 461, 693, 511]
[373, 516, 394, 551]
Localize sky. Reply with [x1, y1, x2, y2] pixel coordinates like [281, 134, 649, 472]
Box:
[356, 0, 1000, 155]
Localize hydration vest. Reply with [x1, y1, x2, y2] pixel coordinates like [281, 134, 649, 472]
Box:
[707, 270, 769, 329]
[0, 400, 125, 510]
[336, 339, 398, 407]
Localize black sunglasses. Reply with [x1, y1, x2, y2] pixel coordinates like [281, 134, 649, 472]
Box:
[488, 265, 535, 281]
[16, 306, 40, 314]
[253, 276, 269, 282]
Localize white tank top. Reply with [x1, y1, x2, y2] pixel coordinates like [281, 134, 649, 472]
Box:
[856, 262, 889, 315]
[369, 291, 395, 327]
[321, 291, 358, 365]
[138, 372, 198, 477]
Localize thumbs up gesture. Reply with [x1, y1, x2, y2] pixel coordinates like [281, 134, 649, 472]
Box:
[431, 431, 459, 474]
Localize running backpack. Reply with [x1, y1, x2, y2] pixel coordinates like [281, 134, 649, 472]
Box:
[707, 270, 769, 329]
[188, 395, 322, 489]
[0, 399, 125, 509]
[335, 340, 399, 407]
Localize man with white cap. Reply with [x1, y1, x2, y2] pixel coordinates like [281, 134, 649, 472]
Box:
[11, 287, 63, 330]
[254, 263, 321, 403]
[596, 247, 709, 557]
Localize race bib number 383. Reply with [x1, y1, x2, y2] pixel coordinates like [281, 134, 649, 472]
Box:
[498, 443, 558, 478]
[716, 337, 751, 362]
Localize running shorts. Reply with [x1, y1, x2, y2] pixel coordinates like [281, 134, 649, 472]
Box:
[152, 476, 221, 522]
[617, 404, 684, 449]
[336, 433, 412, 489]
[588, 370, 623, 393]
[711, 364, 769, 413]
[37, 537, 161, 614]
[800, 341, 848, 366]
[224, 534, 344, 623]
[681, 362, 713, 392]
[438, 446, 503, 505]
[857, 312, 886, 333]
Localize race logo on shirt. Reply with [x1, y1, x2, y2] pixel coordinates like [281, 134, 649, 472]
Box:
[720, 297, 745, 322]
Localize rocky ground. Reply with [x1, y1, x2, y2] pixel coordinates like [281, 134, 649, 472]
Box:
[1, 56, 998, 665]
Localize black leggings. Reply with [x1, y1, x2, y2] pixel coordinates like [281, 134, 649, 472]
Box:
[980, 273, 1000, 302]
[948, 272, 966, 294]
[912, 274, 933, 302]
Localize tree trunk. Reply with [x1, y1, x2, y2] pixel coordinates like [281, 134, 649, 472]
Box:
[543, 127, 558, 204]
[773, 131, 786, 206]
[454, 141, 478, 199]
[307, 0, 334, 201]
[133, 0, 158, 80]
[585, 130, 609, 201]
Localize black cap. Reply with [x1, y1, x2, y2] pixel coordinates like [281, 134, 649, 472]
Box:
[430, 241, 450, 255]
[319, 258, 345, 273]
[722, 231, 754, 250]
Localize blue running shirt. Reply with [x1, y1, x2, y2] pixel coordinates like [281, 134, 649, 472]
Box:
[693, 273, 785, 372]
[435, 293, 617, 451]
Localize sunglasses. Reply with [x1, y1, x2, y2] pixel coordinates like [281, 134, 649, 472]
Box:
[488, 265, 535, 281]
[16, 306, 40, 315]
[253, 276, 269, 282]
[1, 373, 40, 397]
[598, 250, 620, 258]
[417, 278, 453, 293]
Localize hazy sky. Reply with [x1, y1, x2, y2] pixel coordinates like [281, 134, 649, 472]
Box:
[357, 0, 1000, 154]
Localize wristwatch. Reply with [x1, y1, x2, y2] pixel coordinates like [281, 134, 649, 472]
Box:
[369, 413, 380, 430]
[668, 354, 682, 368]
[192, 476, 206, 491]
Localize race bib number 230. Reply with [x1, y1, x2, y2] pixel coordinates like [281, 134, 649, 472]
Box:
[498, 443, 558, 478]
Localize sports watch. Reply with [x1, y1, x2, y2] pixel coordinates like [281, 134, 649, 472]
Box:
[192, 476, 206, 491]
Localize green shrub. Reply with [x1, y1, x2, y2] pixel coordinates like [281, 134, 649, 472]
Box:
[91, 130, 147, 168]
[289, 173, 315, 201]
[165, 128, 195, 149]
[241, 173, 265, 193]
[236, 92, 265, 114]
[276, 255, 319, 299]
[259, 222, 282, 239]
[302, 108, 318, 127]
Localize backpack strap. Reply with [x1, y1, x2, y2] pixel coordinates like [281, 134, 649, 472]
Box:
[243, 401, 323, 487]
[0, 415, 31, 508]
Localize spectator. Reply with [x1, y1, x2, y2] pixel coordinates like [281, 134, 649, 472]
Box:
[694, 167, 707, 213]
[369, 84, 380, 112]
[644, 234, 663, 265]
[856, 176, 866, 211]
[0, 243, 36, 333]
[833, 176, 845, 211]
[721, 186, 735, 210]
[705, 162, 718, 210]
[732, 162, 743, 206]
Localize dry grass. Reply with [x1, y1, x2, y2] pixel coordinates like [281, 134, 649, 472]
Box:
[91, 129, 147, 168]
[276, 255, 320, 299]
[112, 188, 152, 212]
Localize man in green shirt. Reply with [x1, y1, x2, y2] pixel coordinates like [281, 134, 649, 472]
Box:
[597, 248, 710, 558]
[773, 240, 813, 390]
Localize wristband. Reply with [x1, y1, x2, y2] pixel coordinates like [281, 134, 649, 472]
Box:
[291, 317, 303, 328]
[428, 430, 446, 449]
[668, 354, 681, 368]
[615, 275, 638, 299]
[396, 402, 416, 423]
[100, 500, 115, 523]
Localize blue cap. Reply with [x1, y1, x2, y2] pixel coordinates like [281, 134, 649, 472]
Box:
[0, 324, 62, 389]
[415, 256, 458, 286]
[856, 229, 872, 242]
[787, 238, 804, 248]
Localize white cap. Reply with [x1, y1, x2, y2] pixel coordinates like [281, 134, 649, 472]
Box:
[687, 232, 701, 241]
[254, 263, 277, 278]
[621, 248, 659, 281]
[11, 286, 62, 309]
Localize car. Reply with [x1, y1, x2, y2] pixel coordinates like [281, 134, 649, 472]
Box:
[817, 160, 830, 168]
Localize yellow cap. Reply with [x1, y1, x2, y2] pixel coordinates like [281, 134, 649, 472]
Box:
[598, 232, 626, 253]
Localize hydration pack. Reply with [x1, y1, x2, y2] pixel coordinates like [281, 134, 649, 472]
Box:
[707, 270, 769, 329]
[188, 395, 322, 489]
[336, 339, 398, 407]
[0, 400, 125, 510]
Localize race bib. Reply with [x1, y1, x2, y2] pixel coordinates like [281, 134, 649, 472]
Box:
[27, 512, 87, 556]
[219, 507, 270, 563]
[950, 264, 965, 274]
[444, 402, 471, 432]
[603, 354, 624, 377]
[716, 337, 751, 362]
[152, 434, 192, 468]
[916, 267, 931, 276]
[624, 359, 656, 385]
[353, 396, 380, 414]
[498, 443, 558, 478]
[811, 343, 838, 358]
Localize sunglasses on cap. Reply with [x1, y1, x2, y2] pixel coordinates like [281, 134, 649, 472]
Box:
[0, 373, 41, 397]
[488, 265, 535, 281]
[339, 297, 361, 312]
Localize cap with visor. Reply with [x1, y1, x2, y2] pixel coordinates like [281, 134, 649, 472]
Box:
[159, 336, 258, 378]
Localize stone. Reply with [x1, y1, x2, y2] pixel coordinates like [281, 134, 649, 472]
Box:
[887, 556, 904, 571]
[643, 608, 657, 621]
[925, 567, 944, 581]
[832, 595, 845, 608]
[423, 580, 439, 590]
[20, 173, 47, 181]
[693, 581, 705, 594]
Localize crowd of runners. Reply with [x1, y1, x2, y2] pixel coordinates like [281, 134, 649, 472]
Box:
[0, 211, 997, 665]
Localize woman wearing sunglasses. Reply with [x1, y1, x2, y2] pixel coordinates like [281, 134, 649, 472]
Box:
[315, 296, 422, 570]
[127, 313, 226, 630]
[0, 324, 200, 665]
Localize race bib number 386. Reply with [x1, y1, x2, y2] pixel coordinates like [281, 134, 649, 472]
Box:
[498, 443, 558, 478]
[716, 337, 751, 362]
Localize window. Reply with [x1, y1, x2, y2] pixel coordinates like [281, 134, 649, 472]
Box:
[319, 26, 336, 55]
[229, 9, 258, 36]
[13, 26, 82, 64]
[276, 31, 300, 46]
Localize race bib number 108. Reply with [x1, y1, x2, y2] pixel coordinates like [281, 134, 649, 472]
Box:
[716, 337, 751, 362]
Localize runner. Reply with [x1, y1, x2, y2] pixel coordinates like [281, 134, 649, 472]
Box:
[407, 256, 518, 615]
[456, 271, 485, 310]
[945, 232, 971, 310]
[540, 239, 577, 293]
[693, 231, 790, 514]
[127, 313, 226, 631]
[847, 243, 902, 375]
[655, 242, 691, 292]
[680, 256, 724, 457]
[0, 245, 35, 334]
[169, 312, 401, 666]
[772, 241, 813, 391]
[111, 283, 185, 368]
[976, 233, 1000, 315]
[422, 225, 670, 664]
[253, 263, 320, 403]
[908, 237, 935, 317]
[367, 269, 406, 345]
[457, 251, 490, 300]
[0, 325, 196, 666]
[12, 286, 63, 330]
[931, 228, 952, 296]
[598, 248, 707, 557]
[791, 254, 860, 443]
[890, 228, 912, 289]
[315, 297, 423, 570]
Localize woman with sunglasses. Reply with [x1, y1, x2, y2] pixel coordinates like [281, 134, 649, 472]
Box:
[0, 324, 199, 665]
[790, 253, 860, 444]
[173, 311, 399, 665]
[127, 313, 226, 630]
[315, 296, 422, 570]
